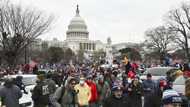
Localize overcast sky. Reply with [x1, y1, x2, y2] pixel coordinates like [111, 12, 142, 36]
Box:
[12, 0, 188, 44]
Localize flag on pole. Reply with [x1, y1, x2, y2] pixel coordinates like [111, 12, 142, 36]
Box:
[29, 60, 38, 68]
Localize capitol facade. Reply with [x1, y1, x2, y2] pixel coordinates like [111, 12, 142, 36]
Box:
[64, 5, 105, 53]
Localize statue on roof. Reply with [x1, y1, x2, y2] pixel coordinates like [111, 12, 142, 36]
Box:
[76, 4, 80, 16]
[107, 37, 112, 45]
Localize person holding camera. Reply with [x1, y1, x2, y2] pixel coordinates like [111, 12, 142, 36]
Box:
[53, 78, 79, 107]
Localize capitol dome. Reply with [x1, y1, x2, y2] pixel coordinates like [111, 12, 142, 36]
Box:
[66, 5, 89, 41]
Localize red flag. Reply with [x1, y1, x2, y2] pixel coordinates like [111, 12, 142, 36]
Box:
[29, 60, 37, 68]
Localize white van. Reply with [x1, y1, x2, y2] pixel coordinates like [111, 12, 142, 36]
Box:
[3, 74, 37, 107]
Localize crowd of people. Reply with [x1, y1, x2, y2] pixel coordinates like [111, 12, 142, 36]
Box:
[0, 59, 189, 107]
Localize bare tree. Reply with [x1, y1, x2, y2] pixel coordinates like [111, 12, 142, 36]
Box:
[165, 2, 190, 61]
[144, 26, 175, 63]
[0, 1, 54, 67]
[46, 47, 64, 64]
[63, 48, 75, 64]
[77, 49, 85, 64]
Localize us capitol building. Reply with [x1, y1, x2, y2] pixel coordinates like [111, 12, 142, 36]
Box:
[32, 5, 110, 58]
[32, 5, 137, 61]
[64, 5, 105, 53]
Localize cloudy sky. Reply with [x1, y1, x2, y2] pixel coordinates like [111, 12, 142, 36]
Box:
[12, 0, 187, 44]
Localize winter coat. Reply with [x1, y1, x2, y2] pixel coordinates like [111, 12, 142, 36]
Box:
[127, 71, 135, 79]
[53, 87, 78, 107]
[14, 77, 24, 89]
[128, 82, 143, 107]
[52, 73, 63, 87]
[142, 79, 156, 96]
[32, 81, 50, 107]
[75, 83, 91, 106]
[103, 95, 132, 107]
[142, 79, 157, 107]
[45, 79, 56, 94]
[45, 79, 57, 106]
[125, 62, 131, 74]
[0, 85, 22, 107]
[86, 81, 98, 103]
[153, 88, 163, 107]
[96, 81, 111, 105]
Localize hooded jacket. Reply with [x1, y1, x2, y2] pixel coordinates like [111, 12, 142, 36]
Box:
[103, 95, 132, 107]
[86, 80, 98, 103]
[53, 86, 78, 107]
[0, 85, 22, 107]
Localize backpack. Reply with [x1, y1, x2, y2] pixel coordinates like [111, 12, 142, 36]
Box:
[58, 86, 65, 104]
[40, 81, 50, 105]
[57, 74, 68, 104]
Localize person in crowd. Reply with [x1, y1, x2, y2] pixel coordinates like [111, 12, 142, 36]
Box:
[54, 77, 78, 107]
[131, 62, 139, 73]
[32, 74, 50, 107]
[96, 75, 111, 107]
[103, 83, 132, 107]
[162, 89, 183, 107]
[23, 64, 30, 74]
[142, 73, 157, 107]
[122, 73, 129, 96]
[183, 63, 190, 78]
[80, 64, 89, 76]
[128, 76, 143, 107]
[127, 69, 136, 80]
[75, 77, 91, 107]
[166, 71, 173, 83]
[46, 73, 57, 107]
[52, 71, 64, 87]
[33, 65, 38, 74]
[185, 78, 190, 106]
[123, 55, 132, 74]
[153, 78, 167, 107]
[110, 73, 117, 87]
[0, 78, 22, 107]
[174, 62, 182, 70]
[165, 81, 173, 90]
[85, 75, 98, 107]
[14, 75, 28, 94]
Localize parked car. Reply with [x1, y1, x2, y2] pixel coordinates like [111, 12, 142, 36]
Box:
[140, 67, 179, 81]
[3, 74, 37, 107]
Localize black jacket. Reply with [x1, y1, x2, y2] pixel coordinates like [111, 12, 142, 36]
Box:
[32, 81, 50, 106]
[103, 95, 132, 107]
[128, 83, 143, 107]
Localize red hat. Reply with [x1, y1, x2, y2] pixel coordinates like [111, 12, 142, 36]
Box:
[159, 80, 167, 87]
